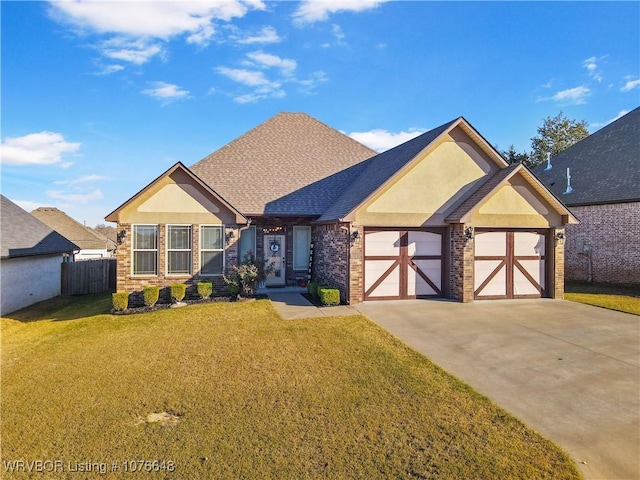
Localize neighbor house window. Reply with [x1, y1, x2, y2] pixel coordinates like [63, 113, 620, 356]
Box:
[239, 226, 256, 260]
[293, 226, 311, 270]
[167, 225, 192, 275]
[200, 225, 224, 275]
[133, 225, 158, 275]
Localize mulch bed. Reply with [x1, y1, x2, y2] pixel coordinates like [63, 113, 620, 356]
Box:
[112, 294, 269, 315]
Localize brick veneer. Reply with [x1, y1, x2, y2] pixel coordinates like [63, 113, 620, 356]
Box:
[115, 223, 239, 299]
[564, 202, 640, 284]
[449, 224, 475, 303]
[311, 223, 351, 303]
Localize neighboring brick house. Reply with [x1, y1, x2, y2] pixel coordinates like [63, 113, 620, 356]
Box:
[1, 195, 78, 315]
[106, 112, 576, 304]
[31, 207, 115, 260]
[533, 107, 640, 284]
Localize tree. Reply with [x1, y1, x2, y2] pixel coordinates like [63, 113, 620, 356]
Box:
[529, 111, 589, 167]
[500, 145, 532, 167]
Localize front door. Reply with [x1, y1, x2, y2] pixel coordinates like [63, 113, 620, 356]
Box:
[264, 234, 286, 286]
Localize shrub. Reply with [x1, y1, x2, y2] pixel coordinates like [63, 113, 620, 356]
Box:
[170, 283, 186, 302]
[143, 286, 160, 307]
[307, 281, 317, 296]
[319, 288, 340, 306]
[112, 292, 129, 311]
[315, 285, 328, 298]
[197, 282, 213, 300]
[224, 251, 275, 297]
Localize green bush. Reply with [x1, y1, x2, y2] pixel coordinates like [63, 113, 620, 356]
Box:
[112, 292, 129, 311]
[315, 285, 328, 298]
[197, 282, 213, 299]
[319, 288, 340, 306]
[143, 286, 160, 307]
[307, 281, 317, 296]
[170, 283, 186, 302]
[227, 283, 240, 297]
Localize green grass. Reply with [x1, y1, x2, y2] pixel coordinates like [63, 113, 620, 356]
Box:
[565, 282, 640, 315]
[2, 295, 581, 479]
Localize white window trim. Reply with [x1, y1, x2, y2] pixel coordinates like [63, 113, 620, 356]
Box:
[293, 226, 312, 271]
[131, 224, 158, 276]
[200, 224, 225, 276]
[239, 225, 256, 260]
[166, 224, 192, 276]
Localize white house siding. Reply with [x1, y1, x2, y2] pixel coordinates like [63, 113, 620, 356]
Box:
[1, 255, 63, 316]
[565, 202, 640, 284]
[75, 249, 110, 260]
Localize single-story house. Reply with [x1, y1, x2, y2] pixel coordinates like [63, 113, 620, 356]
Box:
[31, 207, 115, 260]
[106, 112, 577, 304]
[1, 195, 78, 316]
[533, 106, 639, 284]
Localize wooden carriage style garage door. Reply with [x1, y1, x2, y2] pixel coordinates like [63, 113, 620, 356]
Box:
[364, 229, 444, 300]
[474, 230, 548, 299]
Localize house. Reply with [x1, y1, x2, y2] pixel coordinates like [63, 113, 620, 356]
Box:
[533, 107, 640, 284]
[31, 207, 115, 260]
[105, 112, 577, 304]
[1, 195, 78, 316]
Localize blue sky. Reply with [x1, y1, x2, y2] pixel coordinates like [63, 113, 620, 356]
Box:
[1, 1, 639, 227]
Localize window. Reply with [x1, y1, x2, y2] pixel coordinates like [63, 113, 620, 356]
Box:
[133, 225, 158, 275]
[167, 225, 192, 275]
[239, 226, 256, 260]
[200, 225, 224, 275]
[293, 226, 311, 270]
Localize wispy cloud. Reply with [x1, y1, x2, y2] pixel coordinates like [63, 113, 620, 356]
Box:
[347, 128, 425, 152]
[583, 55, 606, 82]
[53, 174, 108, 185]
[0, 132, 80, 166]
[235, 26, 281, 44]
[590, 109, 630, 129]
[216, 51, 325, 103]
[293, 0, 388, 24]
[621, 77, 640, 92]
[48, 1, 266, 65]
[142, 82, 190, 103]
[537, 85, 591, 105]
[92, 62, 125, 76]
[46, 188, 104, 203]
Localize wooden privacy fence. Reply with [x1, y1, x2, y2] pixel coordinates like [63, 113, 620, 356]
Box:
[61, 258, 116, 295]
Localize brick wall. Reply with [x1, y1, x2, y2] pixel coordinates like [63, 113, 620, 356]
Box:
[552, 228, 565, 299]
[311, 223, 350, 303]
[449, 224, 474, 302]
[115, 223, 238, 299]
[565, 202, 640, 284]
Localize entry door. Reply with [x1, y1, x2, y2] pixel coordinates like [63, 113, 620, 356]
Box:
[474, 230, 547, 299]
[364, 229, 443, 300]
[264, 234, 285, 286]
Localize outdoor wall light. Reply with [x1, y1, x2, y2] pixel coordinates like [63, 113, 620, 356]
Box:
[464, 226, 474, 241]
[350, 230, 361, 244]
[117, 230, 127, 244]
[555, 231, 565, 245]
[226, 230, 235, 243]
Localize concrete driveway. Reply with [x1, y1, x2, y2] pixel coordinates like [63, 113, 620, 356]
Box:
[355, 299, 639, 480]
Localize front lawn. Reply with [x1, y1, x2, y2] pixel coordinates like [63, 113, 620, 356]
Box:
[1, 295, 581, 479]
[565, 281, 640, 315]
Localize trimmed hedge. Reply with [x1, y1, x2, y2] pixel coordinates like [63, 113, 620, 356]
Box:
[170, 283, 186, 302]
[307, 281, 317, 297]
[318, 287, 340, 306]
[112, 292, 129, 311]
[143, 286, 160, 307]
[197, 282, 213, 300]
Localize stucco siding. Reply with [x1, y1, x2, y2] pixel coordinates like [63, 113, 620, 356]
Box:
[565, 202, 640, 283]
[1, 255, 63, 315]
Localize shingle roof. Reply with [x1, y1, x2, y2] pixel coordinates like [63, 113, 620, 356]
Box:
[1, 195, 78, 259]
[317, 119, 460, 222]
[190, 112, 377, 216]
[31, 207, 109, 250]
[532, 106, 640, 205]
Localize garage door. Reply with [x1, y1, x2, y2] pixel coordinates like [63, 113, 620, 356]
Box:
[364, 229, 443, 300]
[474, 230, 547, 299]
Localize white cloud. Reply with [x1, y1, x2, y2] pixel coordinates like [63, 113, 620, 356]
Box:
[245, 51, 297, 76]
[14, 200, 42, 212]
[48, 1, 265, 64]
[53, 174, 108, 185]
[537, 85, 591, 105]
[216, 67, 274, 87]
[347, 128, 425, 153]
[0, 132, 80, 166]
[293, 0, 387, 24]
[621, 78, 640, 92]
[583, 55, 606, 82]
[46, 188, 104, 203]
[236, 26, 281, 44]
[590, 110, 629, 129]
[142, 82, 190, 103]
[93, 63, 125, 75]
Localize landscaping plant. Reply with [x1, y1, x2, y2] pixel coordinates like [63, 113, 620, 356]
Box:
[142, 286, 160, 307]
[197, 282, 213, 300]
[169, 283, 186, 303]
